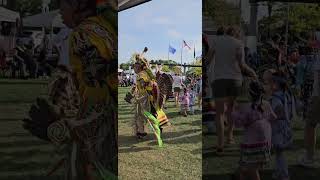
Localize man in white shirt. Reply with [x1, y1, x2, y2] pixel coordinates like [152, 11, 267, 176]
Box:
[53, 27, 72, 66]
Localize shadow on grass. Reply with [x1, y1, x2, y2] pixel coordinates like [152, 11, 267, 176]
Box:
[203, 162, 320, 180]
[0, 100, 35, 104]
[0, 139, 49, 149]
[165, 111, 182, 119]
[0, 161, 52, 172]
[0, 132, 30, 138]
[262, 165, 320, 180]
[0, 118, 25, 122]
[203, 174, 232, 180]
[175, 119, 201, 127]
[203, 149, 240, 159]
[0, 149, 53, 159]
[118, 135, 147, 147]
[119, 129, 201, 147]
[202, 130, 244, 137]
[162, 129, 201, 144]
[119, 146, 154, 153]
[191, 148, 202, 155]
[0, 175, 63, 180]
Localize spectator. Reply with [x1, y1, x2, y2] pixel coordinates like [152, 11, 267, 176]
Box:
[210, 26, 257, 153]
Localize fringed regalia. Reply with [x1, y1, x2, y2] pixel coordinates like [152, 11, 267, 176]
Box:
[127, 51, 172, 146]
[23, 13, 118, 180]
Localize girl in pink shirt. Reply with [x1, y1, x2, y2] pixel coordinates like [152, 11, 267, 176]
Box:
[232, 81, 277, 180]
[180, 88, 190, 117]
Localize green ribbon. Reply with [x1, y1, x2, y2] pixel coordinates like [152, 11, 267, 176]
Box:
[143, 111, 163, 147]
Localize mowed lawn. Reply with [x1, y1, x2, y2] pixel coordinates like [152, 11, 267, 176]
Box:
[0, 79, 64, 180]
[118, 87, 202, 180]
[203, 113, 320, 180]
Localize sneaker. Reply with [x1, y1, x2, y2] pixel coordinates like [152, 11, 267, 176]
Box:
[226, 138, 236, 145]
[297, 155, 316, 168]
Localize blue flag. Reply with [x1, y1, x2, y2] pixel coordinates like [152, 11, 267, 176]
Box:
[169, 45, 176, 54]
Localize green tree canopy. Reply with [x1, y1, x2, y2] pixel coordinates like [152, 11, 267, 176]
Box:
[203, 0, 241, 26]
[186, 58, 202, 76]
[258, 3, 320, 40]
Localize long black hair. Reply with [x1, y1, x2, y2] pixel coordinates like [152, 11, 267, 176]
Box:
[249, 81, 265, 113]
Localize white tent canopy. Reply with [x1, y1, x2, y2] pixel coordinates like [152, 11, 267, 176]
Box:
[23, 10, 65, 28]
[0, 7, 20, 22]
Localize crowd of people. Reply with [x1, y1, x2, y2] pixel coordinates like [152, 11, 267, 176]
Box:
[203, 26, 320, 180]
[0, 36, 60, 79]
[118, 73, 134, 87]
[121, 65, 202, 117]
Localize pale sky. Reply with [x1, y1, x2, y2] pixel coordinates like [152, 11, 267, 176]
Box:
[119, 0, 202, 64]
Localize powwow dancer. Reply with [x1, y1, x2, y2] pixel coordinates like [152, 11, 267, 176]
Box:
[126, 47, 170, 147]
[22, 0, 118, 179]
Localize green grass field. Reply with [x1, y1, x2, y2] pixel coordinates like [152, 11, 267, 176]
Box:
[0, 81, 202, 180]
[203, 113, 320, 180]
[118, 87, 202, 180]
[0, 79, 64, 180]
[4, 79, 319, 180]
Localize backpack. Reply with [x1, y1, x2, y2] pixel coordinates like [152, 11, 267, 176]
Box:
[302, 55, 316, 86]
[271, 91, 296, 122]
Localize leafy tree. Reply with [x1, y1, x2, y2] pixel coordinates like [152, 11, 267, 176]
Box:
[119, 63, 130, 71]
[258, 3, 320, 40]
[186, 58, 202, 76]
[203, 0, 241, 26]
[12, 0, 60, 17]
[161, 65, 170, 72]
[14, 0, 42, 17]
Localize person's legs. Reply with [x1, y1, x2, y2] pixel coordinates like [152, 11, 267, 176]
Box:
[300, 97, 320, 164]
[239, 168, 247, 180]
[248, 168, 260, 180]
[275, 149, 289, 179]
[304, 124, 316, 160]
[198, 93, 202, 108]
[225, 97, 236, 143]
[215, 98, 226, 150]
[174, 91, 179, 107]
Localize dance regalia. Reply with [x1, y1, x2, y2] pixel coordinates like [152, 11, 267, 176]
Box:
[129, 54, 170, 147]
[23, 14, 118, 180]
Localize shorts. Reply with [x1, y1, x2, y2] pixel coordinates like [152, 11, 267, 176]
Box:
[211, 79, 242, 99]
[306, 96, 320, 127]
[174, 87, 181, 92]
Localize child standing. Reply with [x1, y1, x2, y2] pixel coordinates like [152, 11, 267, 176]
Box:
[189, 87, 196, 115]
[232, 81, 277, 180]
[270, 73, 293, 180]
[180, 88, 190, 117]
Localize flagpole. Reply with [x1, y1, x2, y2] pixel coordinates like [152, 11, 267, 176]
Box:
[168, 43, 170, 61]
[181, 40, 183, 68]
[194, 44, 196, 60]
